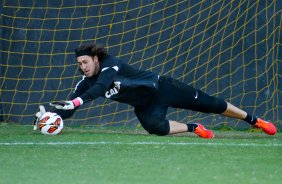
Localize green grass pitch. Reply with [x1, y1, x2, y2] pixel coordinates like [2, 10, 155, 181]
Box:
[0, 123, 281, 184]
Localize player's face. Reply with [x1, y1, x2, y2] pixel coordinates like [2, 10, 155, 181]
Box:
[77, 55, 100, 77]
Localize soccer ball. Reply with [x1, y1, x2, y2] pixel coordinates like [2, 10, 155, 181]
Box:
[38, 112, 63, 135]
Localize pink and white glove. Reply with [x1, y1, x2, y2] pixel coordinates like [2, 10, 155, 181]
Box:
[50, 97, 83, 110]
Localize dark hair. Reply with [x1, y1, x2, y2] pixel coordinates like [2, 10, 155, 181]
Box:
[75, 44, 108, 75]
[75, 43, 108, 61]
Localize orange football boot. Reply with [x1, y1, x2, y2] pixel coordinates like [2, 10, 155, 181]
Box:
[254, 118, 277, 135]
[194, 123, 214, 139]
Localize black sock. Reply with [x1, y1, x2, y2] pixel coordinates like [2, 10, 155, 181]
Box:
[244, 114, 257, 125]
[186, 123, 198, 132]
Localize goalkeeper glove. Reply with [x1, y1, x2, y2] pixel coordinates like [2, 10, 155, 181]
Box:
[49, 97, 83, 110]
[33, 105, 46, 130]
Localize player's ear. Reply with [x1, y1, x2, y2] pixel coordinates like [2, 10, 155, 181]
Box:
[93, 55, 99, 63]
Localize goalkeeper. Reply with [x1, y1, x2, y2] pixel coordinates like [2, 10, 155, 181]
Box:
[44, 43, 276, 138]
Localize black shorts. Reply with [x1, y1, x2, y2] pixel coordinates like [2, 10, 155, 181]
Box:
[134, 76, 227, 135]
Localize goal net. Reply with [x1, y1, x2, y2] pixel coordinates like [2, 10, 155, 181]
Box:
[1, 1, 281, 129]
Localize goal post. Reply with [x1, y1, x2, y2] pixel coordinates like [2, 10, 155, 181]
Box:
[0, 1, 281, 129]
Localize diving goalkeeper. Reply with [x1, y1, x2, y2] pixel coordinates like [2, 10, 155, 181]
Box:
[42, 43, 276, 138]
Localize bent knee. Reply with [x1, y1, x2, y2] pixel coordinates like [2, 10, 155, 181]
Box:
[142, 119, 170, 136]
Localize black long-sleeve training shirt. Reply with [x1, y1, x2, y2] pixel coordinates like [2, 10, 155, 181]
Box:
[55, 55, 159, 119]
